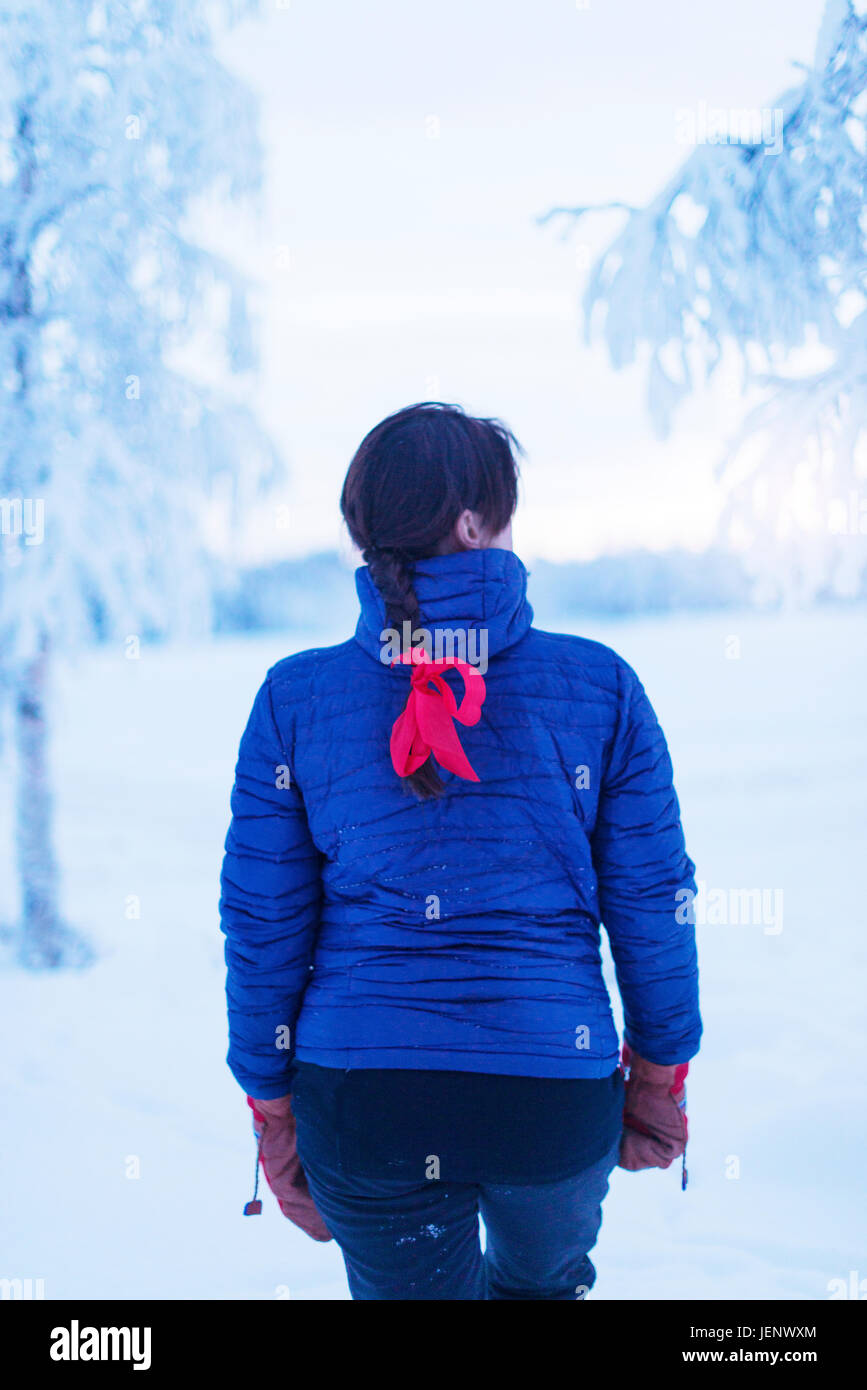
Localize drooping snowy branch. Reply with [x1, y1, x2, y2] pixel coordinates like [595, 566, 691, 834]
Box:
[545, 0, 867, 598]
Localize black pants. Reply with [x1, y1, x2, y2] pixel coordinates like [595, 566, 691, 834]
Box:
[291, 1069, 620, 1300]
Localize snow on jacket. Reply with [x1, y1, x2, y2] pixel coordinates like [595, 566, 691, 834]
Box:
[219, 548, 702, 1099]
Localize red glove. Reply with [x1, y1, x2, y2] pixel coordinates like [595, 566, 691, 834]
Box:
[618, 1043, 689, 1177]
[245, 1094, 332, 1242]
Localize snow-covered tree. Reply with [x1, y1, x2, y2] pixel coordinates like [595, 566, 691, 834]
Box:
[0, 0, 280, 967]
[545, 0, 867, 602]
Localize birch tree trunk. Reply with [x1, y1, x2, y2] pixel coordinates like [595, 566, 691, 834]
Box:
[15, 633, 65, 967]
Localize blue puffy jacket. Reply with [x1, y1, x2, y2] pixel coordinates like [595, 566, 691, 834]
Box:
[219, 548, 701, 1098]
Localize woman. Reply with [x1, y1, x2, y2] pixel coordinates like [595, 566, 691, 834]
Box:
[220, 401, 701, 1301]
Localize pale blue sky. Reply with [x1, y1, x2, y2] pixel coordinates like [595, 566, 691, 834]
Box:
[209, 0, 828, 565]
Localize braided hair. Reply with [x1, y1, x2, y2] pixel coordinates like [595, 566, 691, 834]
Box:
[361, 545, 423, 635]
[360, 542, 440, 797]
[341, 401, 521, 800]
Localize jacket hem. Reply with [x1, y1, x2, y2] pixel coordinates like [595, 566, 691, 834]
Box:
[293, 1044, 619, 1079]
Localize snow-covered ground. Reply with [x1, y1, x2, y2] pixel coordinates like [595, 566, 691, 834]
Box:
[1, 604, 865, 1300]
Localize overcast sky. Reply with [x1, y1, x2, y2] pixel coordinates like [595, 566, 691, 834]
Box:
[209, 0, 828, 566]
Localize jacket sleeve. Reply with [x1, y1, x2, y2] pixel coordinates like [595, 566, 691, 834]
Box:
[219, 671, 321, 1098]
[591, 658, 701, 1065]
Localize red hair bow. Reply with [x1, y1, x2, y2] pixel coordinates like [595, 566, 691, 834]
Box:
[390, 648, 486, 782]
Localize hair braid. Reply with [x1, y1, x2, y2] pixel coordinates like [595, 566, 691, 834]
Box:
[362, 544, 443, 800]
[361, 546, 422, 636]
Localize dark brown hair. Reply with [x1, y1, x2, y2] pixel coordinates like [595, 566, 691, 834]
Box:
[340, 401, 522, 799]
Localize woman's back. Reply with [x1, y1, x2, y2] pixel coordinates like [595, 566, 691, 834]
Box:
[221, 546, 700, 1096]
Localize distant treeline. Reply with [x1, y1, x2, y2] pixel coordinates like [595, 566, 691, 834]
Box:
[213, 547, 761, 634]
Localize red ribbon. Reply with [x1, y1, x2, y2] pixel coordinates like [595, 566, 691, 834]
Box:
[389, 648, 486, 782]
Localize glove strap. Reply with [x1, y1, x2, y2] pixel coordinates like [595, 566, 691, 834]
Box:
[243, 1121, 265, 1216]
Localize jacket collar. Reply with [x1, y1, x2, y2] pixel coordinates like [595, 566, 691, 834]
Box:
[354, 548, 534, 666]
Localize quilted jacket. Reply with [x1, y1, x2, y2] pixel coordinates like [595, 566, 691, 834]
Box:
[219, 548, 701, 1099]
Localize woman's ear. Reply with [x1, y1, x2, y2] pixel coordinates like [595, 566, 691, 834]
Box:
[438, 510, 513, 553]
[453, 510, 485, 549]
